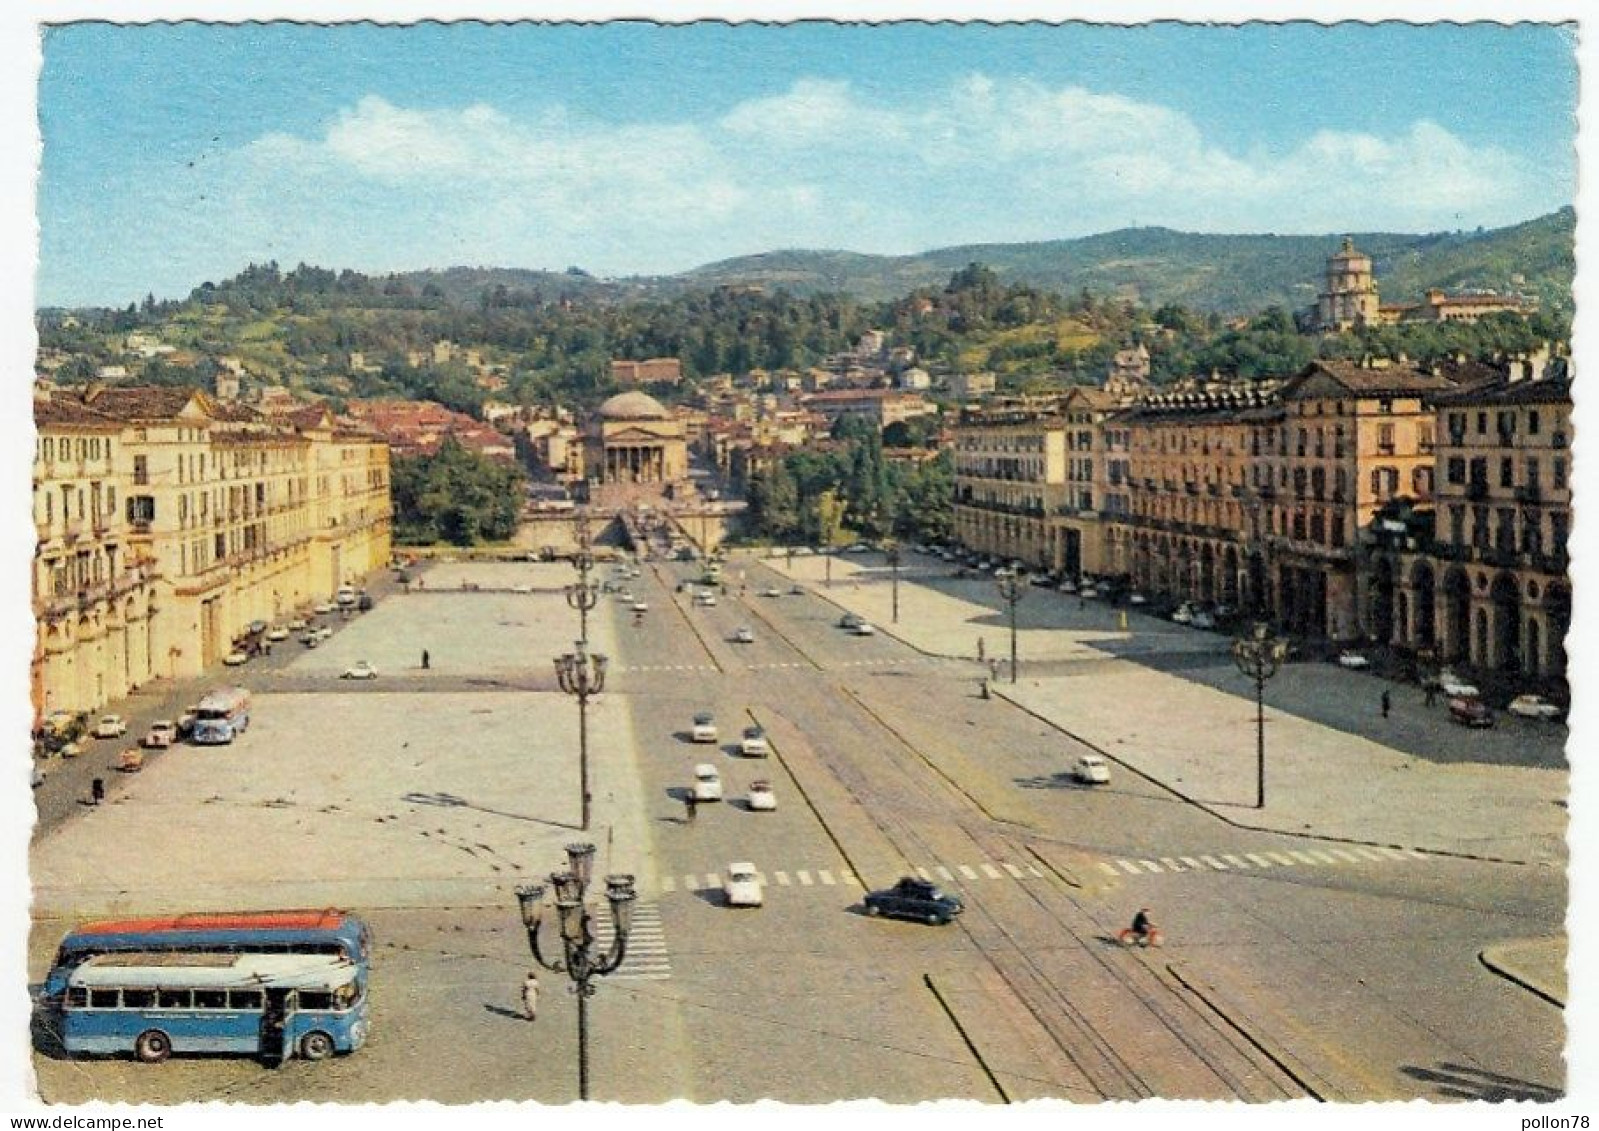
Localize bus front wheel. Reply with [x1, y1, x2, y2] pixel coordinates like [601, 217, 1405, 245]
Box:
[134, 1030, 171, 1063]
[299, 1031, 335, 1061]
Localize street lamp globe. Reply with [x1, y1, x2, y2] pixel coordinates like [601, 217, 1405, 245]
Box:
[515, 883, 545, 930]
[566, 843, 597, 889]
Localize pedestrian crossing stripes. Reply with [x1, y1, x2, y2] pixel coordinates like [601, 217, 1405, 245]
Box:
[587, 899, 672, 982]
[653, 845, 1430, 898]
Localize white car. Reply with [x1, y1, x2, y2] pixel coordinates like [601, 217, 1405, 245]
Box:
[1079, 586, 1099, 600]
[1337, 651, 1370, 670]
[631, 600, 649, 614]
[313, 602, 335, 615]
[341, 661, 378, 680]
[850, 622, 877, 636]
[1439, 671, 1480, 699]
[691, 713, 719, 743]
[1189, 611, 1216, 630]
[733, 626, 755, 644]
[1058, 579, 1078, 594]
[1508, 694, 1564, 721]
[740, 726, 770, 758]
[747, 780, 777, 811]
[762, 587, 781, 598]
[1072, 754, 1111, 785]
[1171, 604, 1194, 625]
[266, 626, 290, 642]
[694, 592, 719, 607]
[223, 650, 249, 666]
[287, 618, 307, 631]
[141, 720, 177, 749]
[92, 714, 128, 739]
[1128, 592, 1148, 606]
[839, 612, 865, 630]
[692, 763, 724, 802]
[724, 863, 763, 907]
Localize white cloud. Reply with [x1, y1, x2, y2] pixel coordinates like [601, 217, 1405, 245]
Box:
[220, 78, 1556, 276]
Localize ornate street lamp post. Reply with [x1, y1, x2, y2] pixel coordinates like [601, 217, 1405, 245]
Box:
[995, 571, 1026, 684]
[885, 543, 901, 624]
[515, 846, 637, 1102]
[564, 548, 599, 646]
[1232, 621, 1288, 809]
[555, 641, 608, 831]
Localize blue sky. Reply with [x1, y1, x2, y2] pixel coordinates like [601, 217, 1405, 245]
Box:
[36, 21, 1578, 308]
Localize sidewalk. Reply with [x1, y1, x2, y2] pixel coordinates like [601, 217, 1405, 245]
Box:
[764, 551, 1567, 866]
[1480, 938, 1567, 1006]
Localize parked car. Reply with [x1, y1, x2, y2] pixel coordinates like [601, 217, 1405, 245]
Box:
[747, 780, 777, 811]
[1127, 592, 1148, 605]
[694, 591, 718, 607]
[176, 706, 200, 740]
[733, 626, 755, 644]
[1079, 586, 1099, 600]
[849, 622, 877, 636]
[1448, 696, 1494, 728]
[839, 612, 865, 630]
[341, 661, 379, 680]
[863, 877, 964, 925]
[740, 726, 770, 758]
[141, 721, 177, 749]
[1439, 671, 1481, 699]
[789, 584, 805, 596]
[266, 626, 290, 642]
[357, 592, 374, 612]
[223, 649, 249, 666]
[287, 617, 307, 631]
[723, 863, 764, 907]
[631, 600, 649, 614]
[313, 601, 335, 615]
[1189, 611, 1216, 630]
[691, 713, 719, 743]
[761, 587, 781, 598]
[1508, 694, 1564, 721]
[43, 709, 78, 737]
[1171, 603, 1194, 625]
[92, 714, 128, 739]
[692, 763, 724, 802]
[1337, 651, 1370, 670]
[1072, 754, 1111, 784]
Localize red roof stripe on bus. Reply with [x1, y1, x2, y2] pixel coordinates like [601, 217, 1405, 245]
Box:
[74, 909, 349, 935]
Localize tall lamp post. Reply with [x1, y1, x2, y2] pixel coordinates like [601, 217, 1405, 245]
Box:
[565, 548, 599, 645]
[515, 845, 637, 1102]
[885, 543, 901, 624]
[555, 641, 608, 831]
[995, 571, 1026, 684]
[1232, 621, 1287, 809]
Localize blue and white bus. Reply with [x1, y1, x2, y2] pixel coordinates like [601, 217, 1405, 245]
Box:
[62, 952, 368, 1063]
[192, 687, 251, 744]
[43, 908, 371, 1002]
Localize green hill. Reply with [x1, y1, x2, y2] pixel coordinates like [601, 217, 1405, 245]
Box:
[682, 208, 1574, 315]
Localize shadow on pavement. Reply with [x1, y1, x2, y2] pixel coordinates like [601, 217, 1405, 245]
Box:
[1400, 1062, 1561, 1102]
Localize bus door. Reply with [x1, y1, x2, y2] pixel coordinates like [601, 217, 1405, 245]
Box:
[261, 988, 291, 1064]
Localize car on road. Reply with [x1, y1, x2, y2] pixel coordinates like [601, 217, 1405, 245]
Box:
[761, 587, 781, 598]
[341, 661, 379, 680]
[92, 714, 128, 739]
[287, 618, 307, 631]
[747, 780, 777, 811]
[863, 877, 964, 925]
[839, 612, 864, 630]
[740, 726, 770, 757]
[176, 706, 200, 740]
[1189, 610, 1216, 630]
[723, 863, 763, 907]
[266, 626, 290, 642]
[631, 600, 649, 614]
[1079, 586, 1099, 600]
[849, 621, 877, 636]
[692, 763, 724, 802]
[694, 591, 719, 607]
[1057, 578, 1077, 594]
[313, 601, 335, 615]
[141, 720, 177, 749]
[1508, 694, 1564, 721]
[1439, 671, 1481, 699]
[1448, 696, 1494, 728]
[1072, 754, 1111, 784]
[789, 584, 804, 596]
[223, 649, 249, 666]
[733, 626, 755, 644]
[1337, 650, 1371, 670]
[1171, 603, 1194, 625]
[691, 713, 719, 743]
[1127, 592, 1148, 606]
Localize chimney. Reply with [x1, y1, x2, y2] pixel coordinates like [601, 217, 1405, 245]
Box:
[1528, 343, 1550, 383]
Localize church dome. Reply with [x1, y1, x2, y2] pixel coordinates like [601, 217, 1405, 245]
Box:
[598, 391, 670, 420]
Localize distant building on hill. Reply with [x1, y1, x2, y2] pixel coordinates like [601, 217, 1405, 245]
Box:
[1316, 237, 1536, 332]
[611, 357, 683, 386]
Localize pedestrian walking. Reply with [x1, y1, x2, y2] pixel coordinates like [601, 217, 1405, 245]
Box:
[422, 649, 430, 670]
[521, 970, 540, 1021]
[684, 793, 698, 824]
[977, 637, 986, 662]
[1424, 683, 1437, 708]
[90, 777, 105, 806]
[1381, 689, 1392, 718]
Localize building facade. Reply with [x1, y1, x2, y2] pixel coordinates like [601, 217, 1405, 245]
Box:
[31, 386, 393, 718]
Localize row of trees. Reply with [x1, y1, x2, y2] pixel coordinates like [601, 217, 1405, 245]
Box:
[389, 437, 525, 546]
[745, 418, 954, 546]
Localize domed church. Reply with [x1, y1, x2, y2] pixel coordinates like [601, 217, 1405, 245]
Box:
[583, 390, 689, 501]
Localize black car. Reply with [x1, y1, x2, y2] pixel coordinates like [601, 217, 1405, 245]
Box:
[863, 877, 964, 925]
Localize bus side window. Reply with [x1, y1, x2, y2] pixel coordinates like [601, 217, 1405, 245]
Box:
[193, 989, 227, 1010]
[65, 987, 88, 1008]
[88, 988, 120, 1009]
[298, 990, 333, 1011]
[157, 989, 191, 1010]
[229, 989, 263, 1011]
